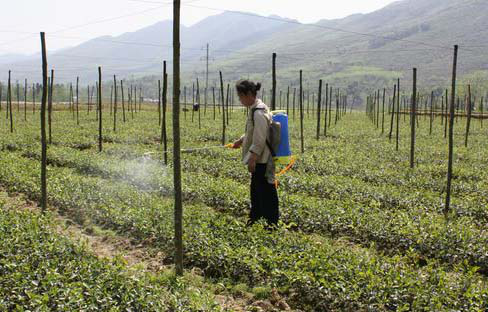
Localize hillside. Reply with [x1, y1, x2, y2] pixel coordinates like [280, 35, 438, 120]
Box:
[208, 0, 488, 93]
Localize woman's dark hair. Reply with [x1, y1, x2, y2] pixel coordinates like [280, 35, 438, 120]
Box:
[236, 80, 262, 97]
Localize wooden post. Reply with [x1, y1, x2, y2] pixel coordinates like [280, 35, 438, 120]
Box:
[197, 78, 201, 129]
[8, 71, 13, 133]
[272, 53, 276, 111]
[389, 85, 396, 141]
[323, 83, 328, 136]
[299, 70, 304, 153]
[226, 84, 230, 126]
[335, 92, 339, 125]
[162, 62, 168, 165]
[396, 79, 400, 151]
[40, 32, 48, 213]
[410, 68, 417, 169]
[113, 76, 117, 132]
[76, 77, 79, 125]
[445, 45, 458, 217]
[98, 67, 103, 152]
[219, 71, 226, 145]
[24, 79, 27, 121]
[376, 90, 380, 129]
[328, 86, 332, 127]
[316, 80, 322, 140]
[465, 84, 472, 147]
[172, 0, 183, 277]
[191, 82, 195, 122]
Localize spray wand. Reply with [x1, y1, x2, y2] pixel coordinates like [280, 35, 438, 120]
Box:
[144, 143, 235, 156]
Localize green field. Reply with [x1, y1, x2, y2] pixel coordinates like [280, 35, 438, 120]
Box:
[1, 103, 488, 311]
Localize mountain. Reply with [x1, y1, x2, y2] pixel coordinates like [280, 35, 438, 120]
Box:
[208, 0, 488, 93]
[1, 0, 488, 101]
[0, 12, 297, 83]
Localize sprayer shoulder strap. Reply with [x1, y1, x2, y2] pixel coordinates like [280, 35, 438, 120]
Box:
[251, 108, 275, 157]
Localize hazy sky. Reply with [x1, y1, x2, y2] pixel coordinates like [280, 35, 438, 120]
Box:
[0, 0, 399, 55]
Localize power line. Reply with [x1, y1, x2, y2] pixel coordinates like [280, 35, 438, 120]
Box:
[129, 0, 455, 50]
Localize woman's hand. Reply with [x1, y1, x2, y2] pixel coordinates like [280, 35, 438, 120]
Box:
[248, 152, 258, 173]
[233, 138, 243, 149]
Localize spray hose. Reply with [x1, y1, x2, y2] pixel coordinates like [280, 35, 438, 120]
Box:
[148, 143, 296, 188]
[180, 143, 234, 153]
[274, 156, 296, 188]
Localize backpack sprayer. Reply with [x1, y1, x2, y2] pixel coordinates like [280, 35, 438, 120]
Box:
[269, 110, 295, 183]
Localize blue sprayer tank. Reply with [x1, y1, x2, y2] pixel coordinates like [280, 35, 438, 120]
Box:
[271, 110, 292, 166]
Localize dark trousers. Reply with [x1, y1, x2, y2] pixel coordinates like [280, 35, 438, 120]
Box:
[249, 164, 279, 226]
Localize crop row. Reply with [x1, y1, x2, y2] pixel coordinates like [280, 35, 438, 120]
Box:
[0, 204, 220, 311]
[0, 151, 487, 310]
[18, 144, 488, 276]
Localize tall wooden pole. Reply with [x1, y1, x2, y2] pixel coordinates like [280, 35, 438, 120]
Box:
[40, 32, 48, 213]
[76, 77, 79, 125]
[410, 68, 417, 169]
[445, 45, 458, 218]
[8, 71, 13, 133]
[396, 79, 400, 151]
[299, 70, 304, 153]
[24, 79, 27, 121]
[323, 83, 328, 136]
[173, 0, 183, 277]
[98, 67, 103, 152]
[162, 61, 168, 165]
[113, 76, 117, 132]
[219, 72, 225, 145]
[271, 53, 276, 111]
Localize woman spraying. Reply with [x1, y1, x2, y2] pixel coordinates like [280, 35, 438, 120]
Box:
[232, 80, 279, 227]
